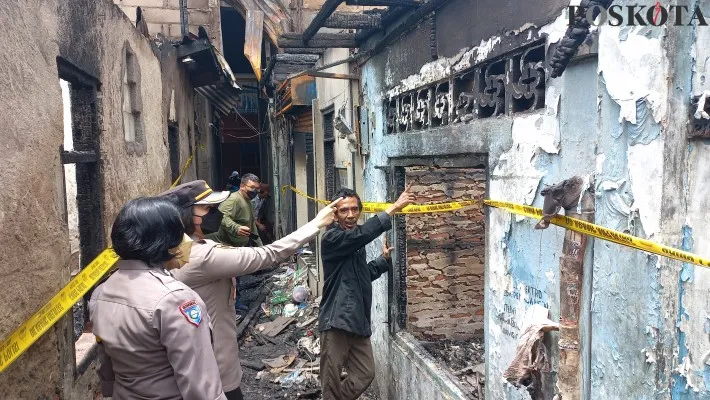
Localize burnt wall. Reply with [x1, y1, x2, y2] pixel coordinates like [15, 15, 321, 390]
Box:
[405, 167, 486, 340]
[0, 0, 198, 397]
[371, 0, 566, 86]
[435, 0, 566, 58]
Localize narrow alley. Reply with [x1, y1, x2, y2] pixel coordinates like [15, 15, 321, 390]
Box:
[2, 0, 710, 399]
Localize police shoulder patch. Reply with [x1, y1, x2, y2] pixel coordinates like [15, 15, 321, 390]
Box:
[179, 300, 202, 327]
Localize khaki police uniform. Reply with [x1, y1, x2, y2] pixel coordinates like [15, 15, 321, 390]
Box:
[172, 222, 320, 392]
[90, 259, 227, 400]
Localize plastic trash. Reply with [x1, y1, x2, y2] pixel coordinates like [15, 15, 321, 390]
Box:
[283, 303, 298, 317]
[280, 370, 302, 388]
[292, 286, 308, 303]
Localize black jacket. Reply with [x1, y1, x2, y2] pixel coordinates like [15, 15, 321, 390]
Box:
[318, 212, 393, 337]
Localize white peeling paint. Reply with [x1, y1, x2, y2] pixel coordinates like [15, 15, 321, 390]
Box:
[627, 139, 663, 236]
[540, 8, 572, 45]
[473, 36, 502, 64]
[681, 142, 710, 395]
[492, 85, 560, 212]
[386, 49, 466, 98]
[694, 91, 710, 119]
[676, 355, 701, 392]
[598, 26, 668, 124]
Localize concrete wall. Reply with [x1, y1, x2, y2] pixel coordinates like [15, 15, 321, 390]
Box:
[315, 47, 360, 192]
[0, 0, 202, 397]
[113, 0, 223, 50]
[360, 0, 705, 398]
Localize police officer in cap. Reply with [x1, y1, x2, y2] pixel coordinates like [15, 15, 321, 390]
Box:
[159, 180, 341, 400]
[90, 196, 226, 400]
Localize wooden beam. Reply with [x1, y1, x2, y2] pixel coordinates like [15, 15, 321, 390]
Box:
[274, 54, 321, 63]
[61, 150, 98, 164]
[346, 0, 420, 6]
[278, 33, 359, 48]
[274, 64, 311, 74]
[307, 71, 359, 80]
[302, 0, 343, 44]
[324, 12, 381, 29]
[355, 6, 407, 41]
[284, 48, 326, 54]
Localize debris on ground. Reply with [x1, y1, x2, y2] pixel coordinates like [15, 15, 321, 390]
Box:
[421, 337, 485, 399]
[236, 250, 383, 399]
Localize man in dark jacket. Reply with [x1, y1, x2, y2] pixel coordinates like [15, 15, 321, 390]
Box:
[319, 186, 415, 400]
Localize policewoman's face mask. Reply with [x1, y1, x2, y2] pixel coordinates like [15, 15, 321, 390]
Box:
[199, 207, 223, 234]
[167, 234, 193, 270]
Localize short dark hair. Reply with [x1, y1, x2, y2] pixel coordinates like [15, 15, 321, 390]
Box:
[111, 197, 184, 264]
[332, 188, 362, 210]
[241, 173, 260, 185]
[163, 194, 196, 236]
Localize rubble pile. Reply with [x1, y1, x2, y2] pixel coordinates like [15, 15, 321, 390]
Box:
[237, 249, 365, 399]
[421, 338, 485, 399]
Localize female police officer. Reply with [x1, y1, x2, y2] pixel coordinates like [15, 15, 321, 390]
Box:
[89, 197, 226, 400]
[159, 180, 339, 400]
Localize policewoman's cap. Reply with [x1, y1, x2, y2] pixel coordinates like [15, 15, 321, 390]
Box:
[158, 180, 229, 208]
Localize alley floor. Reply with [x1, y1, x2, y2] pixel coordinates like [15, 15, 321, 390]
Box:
[235, 260, 380, 399]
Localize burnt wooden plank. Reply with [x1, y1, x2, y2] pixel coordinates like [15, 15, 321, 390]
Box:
[302, 0, 343, 43]
[346, 0, 420, 6]
[274, 54, 321, 63]
[61, 150, 98, 164]
[324, 12, 381, 29]
[284, 48, 326, 54]
[278, 33, 359, 48]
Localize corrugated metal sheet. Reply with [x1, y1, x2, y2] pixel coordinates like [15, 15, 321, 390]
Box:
[195, 84, 242, 115]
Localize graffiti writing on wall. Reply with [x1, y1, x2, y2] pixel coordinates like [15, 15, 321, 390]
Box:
[499, 283, 550, 339]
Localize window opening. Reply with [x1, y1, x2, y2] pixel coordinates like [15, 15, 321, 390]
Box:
[393, 164, 487, 398]
[323, 110, 336, 199]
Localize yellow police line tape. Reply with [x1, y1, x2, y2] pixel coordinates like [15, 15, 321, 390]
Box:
[0, 249, 120, 372]
[484, 199, 710, 269]
[0, 151, 198, 372]
[283, 185, 478, 214]
[170, 150, 196, 188]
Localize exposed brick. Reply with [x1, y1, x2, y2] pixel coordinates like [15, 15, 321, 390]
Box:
[142, 7, 182, 24]
[166, 0, 211, 8]
[114, 0, 165, 8]
[405, 166, 486, 341]
[186, 10, 211, 25]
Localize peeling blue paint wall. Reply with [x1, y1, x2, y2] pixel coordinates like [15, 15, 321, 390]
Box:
[359, 0, 710, 398]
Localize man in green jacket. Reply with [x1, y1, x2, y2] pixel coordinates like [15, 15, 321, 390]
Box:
[207, 173, 263, 247]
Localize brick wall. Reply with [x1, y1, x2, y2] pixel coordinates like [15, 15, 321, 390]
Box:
[405, 166, 485, 340]
[113, 0, 221, 49]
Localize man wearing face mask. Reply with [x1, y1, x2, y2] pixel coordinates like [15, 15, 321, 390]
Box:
[207, 173, 263, 248]
[159, 180, 341, 400]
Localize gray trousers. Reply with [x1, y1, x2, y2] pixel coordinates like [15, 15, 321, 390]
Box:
[320, 329, 376, 400]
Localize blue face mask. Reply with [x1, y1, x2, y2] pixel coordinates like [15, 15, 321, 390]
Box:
[247, 190, 258, 200]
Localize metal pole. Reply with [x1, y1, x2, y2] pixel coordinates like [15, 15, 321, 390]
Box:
[179, 0, 188, 37]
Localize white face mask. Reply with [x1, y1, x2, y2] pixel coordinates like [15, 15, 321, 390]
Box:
[168, 234, 193, 268]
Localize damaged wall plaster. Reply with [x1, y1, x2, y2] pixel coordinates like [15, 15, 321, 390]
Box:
[361, 0, 709, 398]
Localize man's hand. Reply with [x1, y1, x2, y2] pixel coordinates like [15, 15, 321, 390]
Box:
[312, 198, 342, 228]
[382, 237, 395, 260]
[237, 226, 251, 237]
[256, 221, 265, 231]
[385, 183, 417, 215]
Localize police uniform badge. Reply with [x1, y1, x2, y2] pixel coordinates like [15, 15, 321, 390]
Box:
[179, 300, 203, 327]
